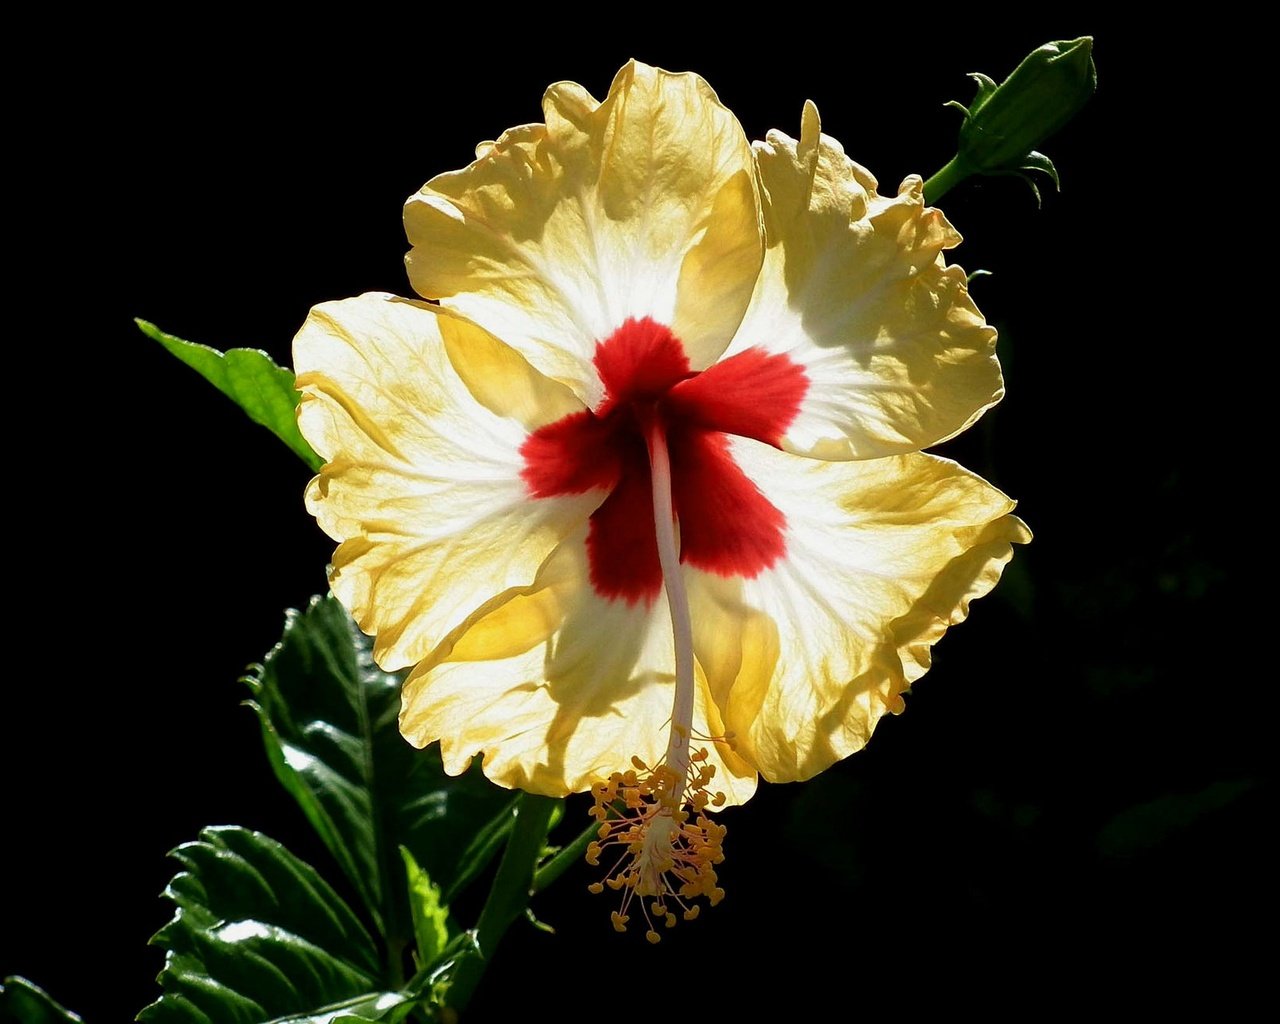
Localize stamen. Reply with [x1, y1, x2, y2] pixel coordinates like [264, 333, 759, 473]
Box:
[586, 749, 728, 939]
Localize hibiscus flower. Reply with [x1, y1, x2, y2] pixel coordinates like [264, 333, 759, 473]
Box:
[294, 60, 1029, 933]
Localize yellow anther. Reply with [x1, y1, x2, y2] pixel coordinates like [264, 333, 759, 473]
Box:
[712, 792, 726, 807]
[588, 751, 729, 940]
[646, 929, 661, 945]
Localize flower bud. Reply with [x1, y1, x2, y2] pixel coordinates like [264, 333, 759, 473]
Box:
[944, 37, 1096, 199]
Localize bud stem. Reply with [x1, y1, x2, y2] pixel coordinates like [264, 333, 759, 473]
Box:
[923, 154, 973, 205]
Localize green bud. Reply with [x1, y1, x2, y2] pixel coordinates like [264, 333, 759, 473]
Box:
[928, 37, 1096, 204]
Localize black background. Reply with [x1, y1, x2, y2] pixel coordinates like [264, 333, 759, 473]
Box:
[6, 17, 1259, 1020]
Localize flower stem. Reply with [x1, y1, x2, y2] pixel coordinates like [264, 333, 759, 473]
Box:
[445, 792, 558, 1012]
[643, 412, 694, 802]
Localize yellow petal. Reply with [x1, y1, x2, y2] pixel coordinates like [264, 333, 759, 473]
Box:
[400, 529, 758, 805]
[294, 293, 600, 670]
[403, 60, 763, 408]
[726, 101, 1003, 460]
[689, 439, 1030, 782]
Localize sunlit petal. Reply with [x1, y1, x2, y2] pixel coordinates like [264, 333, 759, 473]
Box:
[400, 531, 758, 806]
[404, 60, 762, 407]
[689, 439, 1030, 781]
[726, 101, 1003, 460]
[295, 293, 601, 670]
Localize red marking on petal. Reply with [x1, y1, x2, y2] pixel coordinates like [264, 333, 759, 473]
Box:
[671, 426, 786, 578]
[585, 435, 662, 603]
[521, 411, 620, 497]
[520, 323, 807, 602]
[593, 317, 691, 417]
[668, 346, 808, 447]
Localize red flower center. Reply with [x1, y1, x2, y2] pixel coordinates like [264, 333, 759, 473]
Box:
[521, 318, 808, 603]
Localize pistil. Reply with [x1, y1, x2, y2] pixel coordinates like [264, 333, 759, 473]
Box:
[640, 406, 696, 801]
[583, 403, 729, 939]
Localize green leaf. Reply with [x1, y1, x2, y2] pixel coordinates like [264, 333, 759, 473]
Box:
[399, 847, 449, 968]
[443, 794, 519, 904]
[0, 977, 83, 1022]
[136, 318, 322, 470]
[244, 595, 514, 944]
[1097, 780, 1256, 859]
[403, 931, 480, 1013]
[139, 827, 412, 1024]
